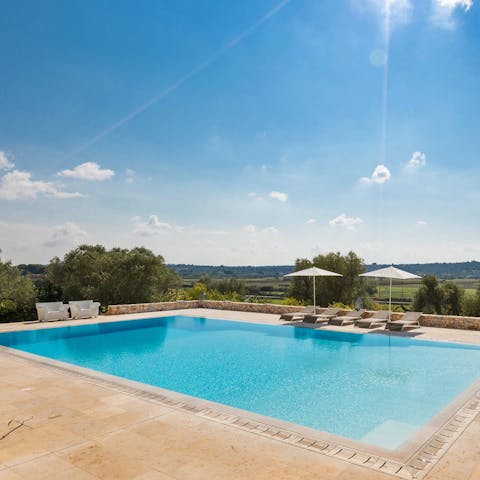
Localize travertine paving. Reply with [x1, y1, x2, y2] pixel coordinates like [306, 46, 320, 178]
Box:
[0, 309, 479, 479]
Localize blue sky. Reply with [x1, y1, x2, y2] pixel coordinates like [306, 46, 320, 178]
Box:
[0, 0, 479, 265]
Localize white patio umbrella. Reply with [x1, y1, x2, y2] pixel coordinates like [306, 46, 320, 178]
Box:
[359, 266, 421, 322]
[285, 267, 342, 314]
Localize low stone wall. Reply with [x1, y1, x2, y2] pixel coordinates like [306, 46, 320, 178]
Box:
[417, 313, 480, 330]
[106, 300, 480, 331]
[107, 300, 200, 316]
[106, 300, 302, 316]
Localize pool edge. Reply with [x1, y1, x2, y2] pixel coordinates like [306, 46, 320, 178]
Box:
[1, 343, 479, 480]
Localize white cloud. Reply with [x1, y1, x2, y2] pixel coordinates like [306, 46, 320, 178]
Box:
[263, 226, 279, 234]
[0, 170, 83, 200]
[406, 151, 427, 170]
[329, 213, 363, 231]
[58, 162, 114, 181]
[359, 164, 391, 185]
[416, 220, 428, 226]
[431, 0, 473, 28]
[269, 191, 288, 202]
[306, 218, 317, 224]
[44, 222, 87, 247]
[243, 224, 257, 233]
[0, 152, 14, 171]
[133, 214, 177, 236]
[434, 0, 473, 10]
[247, 192, 257, 198]
[125, 168, 136, 184]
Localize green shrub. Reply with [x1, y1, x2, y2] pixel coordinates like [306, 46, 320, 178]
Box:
[281, 297, 303, 306]
[328, 301, 353, 310]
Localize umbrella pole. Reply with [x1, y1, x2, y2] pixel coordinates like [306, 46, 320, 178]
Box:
[313, 276, 316, 313]
[389, 277, 392, 323]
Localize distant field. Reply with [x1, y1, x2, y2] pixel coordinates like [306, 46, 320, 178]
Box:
[182, 276, 479, 304]
[182, 277, 289, 298]
[371, 279, 478, 303]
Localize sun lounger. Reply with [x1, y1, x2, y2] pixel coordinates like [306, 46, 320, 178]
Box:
[329, 309, 366, 326]
[303, 308, 341, 324]
[355, 310, 390, 329]
[35, 302, 69, 322]
[279, 306, 315, 321]
[386, 312, 422, 332]
[69, 300, 100, 320]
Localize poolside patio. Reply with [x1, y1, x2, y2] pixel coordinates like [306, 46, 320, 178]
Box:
[0, 309, 479, 479]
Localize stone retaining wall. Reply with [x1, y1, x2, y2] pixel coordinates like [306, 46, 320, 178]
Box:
[106, 300, 480, 331]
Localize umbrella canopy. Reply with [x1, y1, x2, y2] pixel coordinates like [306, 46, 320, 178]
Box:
[285, 267, 342, 278]
[359, 266, 421, 321]
[359, 265, 420, 281]
[285, 267, 342, 313]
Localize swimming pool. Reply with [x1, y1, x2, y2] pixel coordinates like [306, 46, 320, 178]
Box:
[1, 315, 480, 450]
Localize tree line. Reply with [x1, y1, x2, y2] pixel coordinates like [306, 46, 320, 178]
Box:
[169, 261, 480, 279]
[281, 252, 480, 317]
[1, 246, 480, 322]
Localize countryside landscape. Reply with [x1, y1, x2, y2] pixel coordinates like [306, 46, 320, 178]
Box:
[4, 249, 479, 323]
[172, 261, 480, 301]
[1, 1, 480, 479]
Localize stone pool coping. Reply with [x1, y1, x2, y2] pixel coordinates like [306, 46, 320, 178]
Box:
[1, 309, 480, 479]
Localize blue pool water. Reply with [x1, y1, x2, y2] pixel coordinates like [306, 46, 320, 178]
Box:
[1, 315, 480, 449]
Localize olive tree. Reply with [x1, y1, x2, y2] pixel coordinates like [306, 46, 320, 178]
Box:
[46, 245, 179, 306]
[0, 259, 37, 322]
[440, 281, 464, 316]
[412, 275, 443, 314]
[288, 251, 366, 307]
[463, 283, 480, 317]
